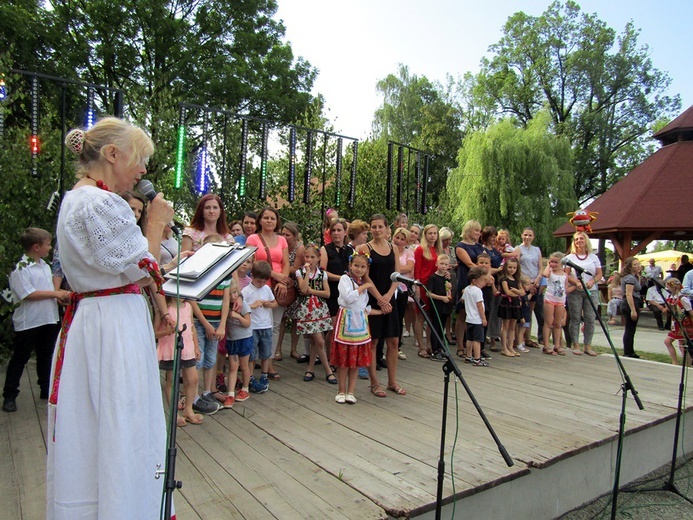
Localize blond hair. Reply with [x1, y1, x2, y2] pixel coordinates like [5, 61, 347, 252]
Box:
[461, 219, 481, 242]
[65, 117, 154, 178]
[420, 224, 442, 261]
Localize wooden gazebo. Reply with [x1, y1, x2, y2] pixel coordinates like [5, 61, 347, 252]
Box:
[554, 105, 693, 260]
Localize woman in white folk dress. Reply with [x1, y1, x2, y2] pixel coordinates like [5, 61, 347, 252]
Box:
[47, 117, 174, 519]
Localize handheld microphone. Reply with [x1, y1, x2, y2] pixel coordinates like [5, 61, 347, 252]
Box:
[137, 180, 180, 234]
[560, 256, 594, 277]
[390, 272, 423, 287]
[137, 179, 157, 201]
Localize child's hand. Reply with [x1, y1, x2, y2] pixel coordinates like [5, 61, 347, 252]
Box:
[194, 347, 201, 361]
[444, 296, 452, 303]
[215, 326, 225, 341]
[482, 318, 488, 327]
[204, 323, 216, 339]
[232, 298, 242, 313]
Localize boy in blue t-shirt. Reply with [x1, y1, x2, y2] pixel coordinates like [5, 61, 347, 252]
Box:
[3, 228, 70, 412]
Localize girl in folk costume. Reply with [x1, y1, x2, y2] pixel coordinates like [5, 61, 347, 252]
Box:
[295, 244, 336, 384]
[332, 251, 380, 403]
[664, 277, 693, 366]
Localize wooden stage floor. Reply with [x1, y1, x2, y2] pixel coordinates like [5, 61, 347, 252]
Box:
[1, 339, 691, 519]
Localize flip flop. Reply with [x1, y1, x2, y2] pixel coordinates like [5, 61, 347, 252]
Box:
[543, 347, 557, 356]
[370, 384, 387, 398]
[572, 348, 583, 356]
[585, 349, 598, 357]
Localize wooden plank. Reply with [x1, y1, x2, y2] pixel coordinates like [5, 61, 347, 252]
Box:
[0, 409, 21, 519]
[6, 370, 48, 520]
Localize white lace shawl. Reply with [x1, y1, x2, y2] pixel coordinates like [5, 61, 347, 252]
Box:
[57, 186, 155, 292]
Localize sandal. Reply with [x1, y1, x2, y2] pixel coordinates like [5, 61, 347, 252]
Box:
[370, 384, 387, 398]
[387, 384, 406, 395]
[555, 348, 566, 356]
[303, 371, 315, 382]
[267, 372, 281, 381]
[185, 414, 203, 425]
[572, 348, 583, 356]
[584, 348, 598, 357]
[178, 396, 186, 411]
[274, 353, 283, 361]
[543, 347, 557, 356]
[418, 349, 431, 359]
[456, 349, 466, 358]
[290, 351, 299, 360]
[176, 416, 187, 427]
[326, 373, 338, 384]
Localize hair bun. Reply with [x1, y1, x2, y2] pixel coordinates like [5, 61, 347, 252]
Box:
[65, 129, 86, 155]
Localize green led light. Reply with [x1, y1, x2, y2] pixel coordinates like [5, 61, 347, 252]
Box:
[174, 125, 186, 188]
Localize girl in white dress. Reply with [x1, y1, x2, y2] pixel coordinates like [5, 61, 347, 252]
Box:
[47, 117, 174, 519]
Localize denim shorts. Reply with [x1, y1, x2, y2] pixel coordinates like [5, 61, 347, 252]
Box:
[226, 336, 254, 358]
[251, 328, 273, 361]
[195, 321, 218, 370]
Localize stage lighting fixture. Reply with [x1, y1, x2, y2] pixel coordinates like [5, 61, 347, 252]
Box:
[335, 137, 343, 206]
[238, 119, 248, 197]
[396, 146, 404, 211]
[85, 87, 95, 129]
[174, 109, 187, 189]
[30, 76, 39, 176]
[303, 131, 313, 204]
[288, 126, 296, 202]
[195, 146, 210, 195]
[260, 122, 269, 199]
[386, 142, 393, 210]
[0, 77, 5, 138]
[415, 152, 421, 210]
[349, 141, 357, 208]
[422, 154, 429, 214]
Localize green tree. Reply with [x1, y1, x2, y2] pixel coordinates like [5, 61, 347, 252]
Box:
[446, 111, 576, 253]
[475, 0, 680, 204]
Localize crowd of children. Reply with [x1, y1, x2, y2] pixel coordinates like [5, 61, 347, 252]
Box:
[5, 218, 691, 422]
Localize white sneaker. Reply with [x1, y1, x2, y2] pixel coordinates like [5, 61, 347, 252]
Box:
[403, 330, 410, 338]
[398, 350, 407, 360]
[517, 344, 530, 353]
[335, 393, 346, 404]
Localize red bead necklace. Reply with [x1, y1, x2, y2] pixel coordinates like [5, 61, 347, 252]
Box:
[85, 174, 110, 192]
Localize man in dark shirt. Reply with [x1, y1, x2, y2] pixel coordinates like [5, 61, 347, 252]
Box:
[676, 255, 693, 281]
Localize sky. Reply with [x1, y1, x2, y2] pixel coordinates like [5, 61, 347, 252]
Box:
[275, 0, 693, 140]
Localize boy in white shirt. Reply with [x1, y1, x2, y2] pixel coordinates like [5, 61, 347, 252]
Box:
[462, 267, 489, 367]
[241, 261, 277, 393]
[3, 228, 70, 412]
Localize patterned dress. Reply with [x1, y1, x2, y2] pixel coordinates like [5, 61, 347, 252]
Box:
[294, 267, 333, 335]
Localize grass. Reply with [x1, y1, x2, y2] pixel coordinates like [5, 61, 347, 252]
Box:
[590, 345, 675, 365]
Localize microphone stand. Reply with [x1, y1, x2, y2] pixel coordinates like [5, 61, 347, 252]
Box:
[571, 271, 644, 520]
[623, 282, 693, 504]
[407, 280, 514, 520]
[162, 230, 184, 520]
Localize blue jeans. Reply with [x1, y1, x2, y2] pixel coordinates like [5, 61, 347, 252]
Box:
[195, 321, 219, 370]
[252, 328, 273, 361]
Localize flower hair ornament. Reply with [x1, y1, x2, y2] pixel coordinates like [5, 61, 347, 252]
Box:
[349, 250, 372, 264]
[66, 129, 86, 155]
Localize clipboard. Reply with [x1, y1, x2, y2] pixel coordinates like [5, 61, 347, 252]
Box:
[163, 245, 257, 300]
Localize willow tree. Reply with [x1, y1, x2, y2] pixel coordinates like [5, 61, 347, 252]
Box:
[446, 111, 576, 252]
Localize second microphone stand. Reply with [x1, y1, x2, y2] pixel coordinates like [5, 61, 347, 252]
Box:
[570, 270, 644, 520]
[408, 281, 514, 520]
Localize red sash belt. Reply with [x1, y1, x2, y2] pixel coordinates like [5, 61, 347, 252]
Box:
[49, 283, 142, 405]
